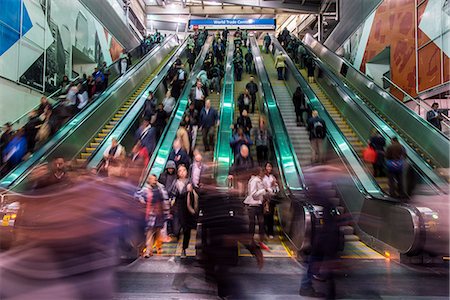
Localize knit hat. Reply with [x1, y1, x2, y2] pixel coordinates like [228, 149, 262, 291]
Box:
[166, 160, 176, 170]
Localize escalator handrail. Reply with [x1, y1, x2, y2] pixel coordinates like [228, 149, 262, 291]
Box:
[213, 38, 235, 186]
[275, 39, 430, 254]
[296, 38, 446, 193]
[303, 34, 450, 168]
[0, 36, 177, 190]
[87, 38, 190, 169]
[139, 36, 214, 187]
[250, 36, 305, 192]
[270, 37, 385, 199]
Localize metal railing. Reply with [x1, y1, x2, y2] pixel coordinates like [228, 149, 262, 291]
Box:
[383, 76, 450, 135]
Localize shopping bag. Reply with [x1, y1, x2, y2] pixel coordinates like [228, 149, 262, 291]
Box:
[362, 146, 377, 164]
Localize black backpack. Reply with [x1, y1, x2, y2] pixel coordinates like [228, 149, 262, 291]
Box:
[313, 120, 325, 139]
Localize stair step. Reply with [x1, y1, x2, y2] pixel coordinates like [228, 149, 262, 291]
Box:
[85, 147, 96, 153]
[80, 152, 91, 158]
[340, 225, 355, 235]
[90, 142, 100, 147]
[344, 234, 360, 242]
[95, 137, 104, 142]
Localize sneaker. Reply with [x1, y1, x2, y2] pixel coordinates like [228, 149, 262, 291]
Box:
[313, 274, 326, 282]
[143, 252, 152, 259]
[217, 92, 220, 95]
[299, 288, 325, 298]
[181, 249, 187, 258]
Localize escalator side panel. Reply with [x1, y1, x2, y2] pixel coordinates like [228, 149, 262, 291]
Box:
[304, 34, 450, 169]
[0, 37, 179, 191]
[87, 40, 189, 169]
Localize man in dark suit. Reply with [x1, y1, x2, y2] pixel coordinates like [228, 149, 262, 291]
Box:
[168, 138, 190, 168]
[189, 80, 208, 113]
[135, 119, 157, 156]
[199, 99, 219, 152]
[426, 102, 443, 131]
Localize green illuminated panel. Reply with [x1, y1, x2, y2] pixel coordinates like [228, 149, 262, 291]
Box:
[214, 38, 235, 186]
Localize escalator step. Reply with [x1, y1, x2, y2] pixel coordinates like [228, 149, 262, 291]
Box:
[112, 117, 121, 121]
[95, 137, 104, 142]
[77, 158, 87, 164]
[80, 153, 91, 158]
[344, 234, 360, 242]
[105, 125, 114, 129]
[85, 148, 96, 152]
[90, 143, 100, 147]
[101, 129, 111, 134]
[98, 133, 108, 138]
[339, 225, 355, 235]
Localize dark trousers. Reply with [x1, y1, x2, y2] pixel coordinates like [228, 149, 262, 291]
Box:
[388, 170, 404, 197]
[235, 67, 243, 81]
[194, 99, 205, 113]
[301, 255, 336, 298]
[277, 67, 284, 80]
[264, 201, 275, 236]
[256, 145, 269, 165]
[250, 93, 257, 113]
[202, 126, 215, 151]
[247, 205, 264, 237]
[182, 228, 191, 250]
[245, 61, 253, 73]
[264, 43, 270, 54]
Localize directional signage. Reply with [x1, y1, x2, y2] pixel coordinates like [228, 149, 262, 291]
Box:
[189, 18, 275, 30]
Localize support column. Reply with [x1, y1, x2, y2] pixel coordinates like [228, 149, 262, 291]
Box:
[317, 13, 323, 42]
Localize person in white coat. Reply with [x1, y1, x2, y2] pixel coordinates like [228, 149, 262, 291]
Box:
[119, 50, 128, 75]
[244, 167, 269, 243]
[102, 138, 125, 177]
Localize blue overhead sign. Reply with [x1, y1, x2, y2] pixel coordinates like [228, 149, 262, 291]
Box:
[189, 19, 275, 30]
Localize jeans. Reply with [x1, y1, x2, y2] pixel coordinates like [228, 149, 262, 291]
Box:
[277, 67, 284, 80]
[388, 170, 404, 197]
[247, 205, 264, 238]
[245, 62, 253, 74]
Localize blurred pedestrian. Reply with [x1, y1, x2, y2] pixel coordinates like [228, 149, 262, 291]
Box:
[385, 137, 407, 198]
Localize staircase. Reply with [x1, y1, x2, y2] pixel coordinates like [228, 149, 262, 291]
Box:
[261, 51, 312, 166]
[299, 69, 389, 192]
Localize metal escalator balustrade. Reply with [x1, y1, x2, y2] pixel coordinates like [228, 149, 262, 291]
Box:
[77, 47, 177, 166]
[297, 37, 447, 194]
[303, 33, 450, 170]
[298, 68, 390, 192]
[0, 36, 179, 191]
[249, 36, 305, 192]
[87, 39, 190, 169]
[271, 38, 435, 256]
[214, 38, 235, 186]
[140, 36, 214, 183]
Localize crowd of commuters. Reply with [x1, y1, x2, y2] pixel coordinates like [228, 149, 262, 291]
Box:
[0, 32, 166, 177]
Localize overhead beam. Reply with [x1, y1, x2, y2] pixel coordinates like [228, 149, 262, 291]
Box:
[219, 0, 319, 13]
[146, 5, 278, 15]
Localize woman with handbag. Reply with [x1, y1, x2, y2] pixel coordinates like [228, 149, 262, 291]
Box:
[262, 162, 280, 239]
[244, 167, 270, 249]
[169, 165, 198, 258]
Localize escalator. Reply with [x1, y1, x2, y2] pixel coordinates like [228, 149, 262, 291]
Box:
[303, 34, 450, 179]
[0, 36, 180, 192]
[270, 37, 446, 259]
[82, 37, 191, 170]
[135, 36, 214, 257]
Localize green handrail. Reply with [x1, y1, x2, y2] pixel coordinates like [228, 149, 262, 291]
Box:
[270, 37, 384, 198]
[139, 36, 214, 183]
[87, 39, 189, 169]
[303, 34, 450, 169]
[214, 38, 235, 187]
